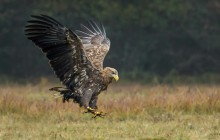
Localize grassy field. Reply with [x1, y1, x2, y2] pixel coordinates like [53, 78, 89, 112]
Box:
[0, 82, 220, 140]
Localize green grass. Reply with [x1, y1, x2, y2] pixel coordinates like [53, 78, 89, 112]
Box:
[0, 83, 220, 140]
[1, 112, 219, 140]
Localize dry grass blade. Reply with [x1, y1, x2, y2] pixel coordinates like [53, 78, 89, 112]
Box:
[0, 83, 220, 139]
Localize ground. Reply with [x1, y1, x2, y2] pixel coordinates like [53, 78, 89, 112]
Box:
[0, 82, 219, 140]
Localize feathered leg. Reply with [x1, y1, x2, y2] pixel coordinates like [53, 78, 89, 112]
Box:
[82, 89, 106, 118]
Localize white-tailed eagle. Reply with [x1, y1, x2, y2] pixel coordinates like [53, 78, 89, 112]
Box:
[25, 15, 119, 118]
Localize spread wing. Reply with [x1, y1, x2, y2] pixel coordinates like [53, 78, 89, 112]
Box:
[75, 20, 110, 70]
[25, 15, 96, 90]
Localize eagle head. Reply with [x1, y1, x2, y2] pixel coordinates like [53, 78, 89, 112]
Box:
[102, 67, 119, 82]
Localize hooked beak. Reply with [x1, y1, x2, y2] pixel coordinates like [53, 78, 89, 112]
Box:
[113, 74, 119, 81]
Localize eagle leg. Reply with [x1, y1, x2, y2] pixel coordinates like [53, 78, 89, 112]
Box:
[81, 90, 106, 118]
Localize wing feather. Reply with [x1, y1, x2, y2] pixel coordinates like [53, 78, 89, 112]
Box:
[25, 15, 96, 90]
[75, 20, 110, 70]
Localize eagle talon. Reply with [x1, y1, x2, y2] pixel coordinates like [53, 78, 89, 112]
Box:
[87, 107, 95, 111]
[84, 107, 106, 118]
[92, 111, 107, 118]
[84, 107, 95, 114]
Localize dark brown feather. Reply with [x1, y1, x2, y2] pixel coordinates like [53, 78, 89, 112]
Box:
[25, 15, 95, 90]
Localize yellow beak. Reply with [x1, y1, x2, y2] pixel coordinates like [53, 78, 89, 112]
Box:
[113, 75, 119, 81]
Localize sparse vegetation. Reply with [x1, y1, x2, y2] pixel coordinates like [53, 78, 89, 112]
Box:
[0, 83, 219, 140]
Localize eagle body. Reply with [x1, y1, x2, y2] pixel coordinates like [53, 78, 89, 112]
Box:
[25, 15, 119, 117]
[61, 70, 111, 108]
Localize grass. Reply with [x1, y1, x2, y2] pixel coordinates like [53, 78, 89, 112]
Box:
[0, 82, 220, 140]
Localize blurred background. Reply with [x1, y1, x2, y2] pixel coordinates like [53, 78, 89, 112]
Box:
[1, 0, 220, 84]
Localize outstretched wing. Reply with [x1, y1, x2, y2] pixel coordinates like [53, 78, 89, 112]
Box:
[25, 15, 96, 90]
[75, 20, 110, 70]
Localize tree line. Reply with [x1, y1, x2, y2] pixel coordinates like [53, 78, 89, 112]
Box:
[0, 0, 220, 82]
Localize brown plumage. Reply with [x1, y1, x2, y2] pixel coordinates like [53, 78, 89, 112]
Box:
[75, 20, 110, 70]
[24, 15, 119, 118]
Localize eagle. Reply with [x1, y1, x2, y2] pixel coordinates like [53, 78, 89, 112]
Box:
[24, 15, 119, 118]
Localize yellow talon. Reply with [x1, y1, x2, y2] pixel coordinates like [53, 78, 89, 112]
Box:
[84, 107, 95, 114]
[92, 111, 107, 118]
[84, 107, 106, 118]
[87, 107, 95, 111]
